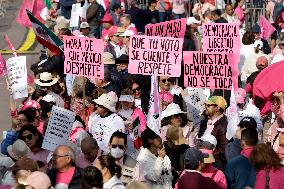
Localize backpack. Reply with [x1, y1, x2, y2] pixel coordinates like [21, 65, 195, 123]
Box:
[272, 0, 284, 22]
[96, 3, 106, 21]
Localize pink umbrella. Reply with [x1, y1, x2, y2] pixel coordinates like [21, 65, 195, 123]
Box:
[253, 61, 284, 113]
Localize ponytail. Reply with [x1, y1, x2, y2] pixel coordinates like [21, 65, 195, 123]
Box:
[98, 155, 122, 178]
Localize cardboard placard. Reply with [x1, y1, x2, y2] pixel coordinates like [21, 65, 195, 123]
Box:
[145, 18, 186, 38]
[129, 35, 183, 77]
[42, 106, 76, 151]
[183, 51, 238, 90]
[6, 56, 28, 99]
[202, 23, 240, 54]
[64, 36, 104, 79]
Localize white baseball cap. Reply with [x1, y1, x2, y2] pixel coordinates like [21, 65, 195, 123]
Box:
[120, 30, 135, 37]
[186, 17, 201, 26]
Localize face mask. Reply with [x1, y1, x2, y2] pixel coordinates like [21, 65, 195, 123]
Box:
[110, 147, 124, 159]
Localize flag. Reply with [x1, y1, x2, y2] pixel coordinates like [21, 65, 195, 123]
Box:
[5, 34, 17, 57]
[16, 0, 33, 27]
[131, 117, 142, 149]
[147, 75, 161, 135]
[44, 0, 52, 9]
[26, 10, 63, 55]
[225, 85, 240, 140]
[260, 15, 276, 40]
[31, 0, 46, 18]
[0, 53, 7, 77]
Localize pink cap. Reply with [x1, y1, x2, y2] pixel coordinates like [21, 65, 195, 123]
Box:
[22, 99, 41, 110]
[235, 88, 246, 104]
[101, 13, 113, 23]
[159, 91, 173, 104]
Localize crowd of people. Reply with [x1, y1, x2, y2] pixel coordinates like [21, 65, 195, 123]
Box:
[1, 0, 284, 189]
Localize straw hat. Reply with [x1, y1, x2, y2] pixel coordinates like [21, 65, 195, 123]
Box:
[205, 96, 227, 110]
[161, 103, 186, 119]
[103, 52, 115, 65]
[34, 72, 58, 87]
[7, 140, 31, 160]
[93, 93, 118, 112]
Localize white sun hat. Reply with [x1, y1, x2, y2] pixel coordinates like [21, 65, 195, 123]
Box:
[93, 93, 118, 112]
[161, 103, 186, 119]
[34, 72, 58, 87]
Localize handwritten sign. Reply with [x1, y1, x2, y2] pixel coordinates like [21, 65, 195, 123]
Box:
[183, 88, 206, 127]
[202, 23, 240, 54]
[42, 106, 76, 151]
[145, 18, 186, 38]
[129, 35, 183, 77]
[64, 36, 104, 79]
[184, 51, 238, 90]
[6, 56, 28, 100]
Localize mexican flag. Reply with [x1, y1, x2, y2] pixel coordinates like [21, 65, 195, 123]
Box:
[26, 9, 63, 55]
[44, 0, 52, 9]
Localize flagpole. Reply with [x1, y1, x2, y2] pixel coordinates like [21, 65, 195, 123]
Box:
[4, 34, 18, 57]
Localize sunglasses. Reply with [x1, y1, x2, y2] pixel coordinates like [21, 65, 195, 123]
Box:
[21, 134, 33, 141]
[111, 144, 125, 149]
[132, 87, 141, 92]
[161, 79, 172, 83]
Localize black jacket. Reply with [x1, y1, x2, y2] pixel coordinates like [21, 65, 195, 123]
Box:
[128, 7, 147, 33]
[47, 166, 82, 189]
[59, 0, 76, 19]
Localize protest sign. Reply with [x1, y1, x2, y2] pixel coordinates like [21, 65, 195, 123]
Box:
[202, 23, 240, 54]
[6, 56, 28, 99]
[64, 36, 104, 79]
[70, 3, 81, 27]
[183, 88, 206, 127]
[145, 18, 186, 38]
[184, 51, 238, 90]
[129, 35, 183, 77]
[42, 106, 76, 151]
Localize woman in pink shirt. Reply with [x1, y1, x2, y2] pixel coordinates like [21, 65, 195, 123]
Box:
[250, 143, 284, 189]
[234, 0, 249, 26]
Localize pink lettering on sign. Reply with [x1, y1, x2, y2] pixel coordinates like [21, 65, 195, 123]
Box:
[145, 18, 186, 38]
[64, 36, 104, 79]
[202, 23, 240, 54]
[183, 51, 238, 90]
[129, 35, 183, 77]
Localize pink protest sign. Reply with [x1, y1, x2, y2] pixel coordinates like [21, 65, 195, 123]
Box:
[184, 51, 238, 90]
[129, 35, 183, 77]
[202, 23, 240, 54]
[145, 18, 186, 38]
[64, 36, 104, 79]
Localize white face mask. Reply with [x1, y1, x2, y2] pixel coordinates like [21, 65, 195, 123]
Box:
[110, 147, 125, 159]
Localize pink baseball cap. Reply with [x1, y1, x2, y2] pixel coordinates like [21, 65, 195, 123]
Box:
[159, 91, 173, 104]
[22, 99, 41, 110]
[235, 88, 246, 104]
[101, 13, 113, 23]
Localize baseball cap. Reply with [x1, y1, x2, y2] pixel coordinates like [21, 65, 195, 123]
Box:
[200, 134, 217, 147]
[184, 148, 209, 167]
[120, 30, 135, 37]
[238, 117, 257, 129]
[205, 96, 227, 110]
[186, 17, 201, 26]
[80, 22, 90, 29]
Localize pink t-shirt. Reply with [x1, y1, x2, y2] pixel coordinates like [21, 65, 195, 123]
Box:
[235, 7, 245, 25]
[56, 167, 75, 186]
[170, 0, 188, 14]
[254, 167, 284, 189]
[202, 164, 227, 189]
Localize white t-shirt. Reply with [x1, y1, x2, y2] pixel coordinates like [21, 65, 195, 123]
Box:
[88, 113, 125, 153]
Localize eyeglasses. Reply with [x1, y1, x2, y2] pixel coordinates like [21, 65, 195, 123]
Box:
[132, 87, 141, 93]
[21, 134, 33, 141]
[111, 144, 125, 149]
[161, 79, 172, 83]
[52, 154, 70, 160]
[205, 104, 217, 107]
